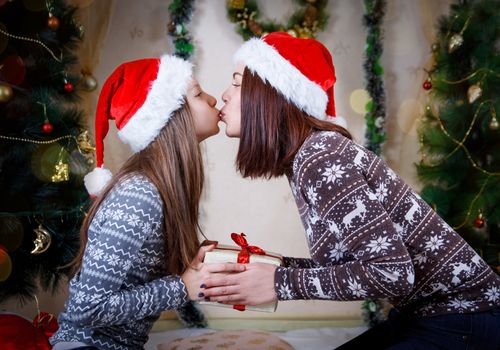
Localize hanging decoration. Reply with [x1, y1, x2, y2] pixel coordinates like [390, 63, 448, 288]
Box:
[362, 0, 387, 156]
[226, 0, 329, 40]
[31, 225, 52, 255]
[167, 0, 195, 60]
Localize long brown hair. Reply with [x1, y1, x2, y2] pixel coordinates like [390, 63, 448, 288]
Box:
[237, 67, 352, 179]
[71, 104, 203, 276]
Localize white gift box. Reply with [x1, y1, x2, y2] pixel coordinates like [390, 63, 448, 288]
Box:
[201, 244, 283, 312]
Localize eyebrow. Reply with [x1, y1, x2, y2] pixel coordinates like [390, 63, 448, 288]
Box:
[233, 72, 243, 79]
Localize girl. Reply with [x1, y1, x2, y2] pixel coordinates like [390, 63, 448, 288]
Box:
[50, 55, 244, 350]
[203, 33, 500, 349]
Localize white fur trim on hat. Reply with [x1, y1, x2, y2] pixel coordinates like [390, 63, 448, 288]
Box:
[84, 166, 113, 196]
[234, 38, 328, 120]
[118, 55, 193, 153]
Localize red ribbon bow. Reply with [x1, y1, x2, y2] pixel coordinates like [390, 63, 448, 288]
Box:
[231, 233, 265, 264]
[230, 233, 265, 311]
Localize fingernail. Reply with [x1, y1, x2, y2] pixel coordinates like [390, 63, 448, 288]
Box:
[200, 283, 206, 289]
[198, 292, 205, 298]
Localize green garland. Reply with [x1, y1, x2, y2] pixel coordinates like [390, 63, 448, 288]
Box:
[226, 0, 329, 40]
[361, 0, 387, 327]
[363, 0, 387, 156]
[167, 0, 195, 60]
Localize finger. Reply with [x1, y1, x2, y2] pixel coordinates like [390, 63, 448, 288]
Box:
[209, 295, 245, 304]
[202, 285, 240, 299]
[200, 240, 218, 247]
[195, 244, 216, 263]
[205, 262, 246, 273]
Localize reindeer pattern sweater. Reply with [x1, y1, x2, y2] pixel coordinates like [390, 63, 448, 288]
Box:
[274, 131, 500, 316]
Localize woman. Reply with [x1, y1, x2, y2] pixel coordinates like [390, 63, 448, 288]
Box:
[50, 55, 244, 350]
[203, 33, 500, 349]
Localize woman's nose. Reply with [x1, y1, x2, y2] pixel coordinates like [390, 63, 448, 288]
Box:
[209, 95, 217, 107]
[221, 90, 229, 103]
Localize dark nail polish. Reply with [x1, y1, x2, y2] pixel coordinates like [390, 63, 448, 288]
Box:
[198, 292, 205, 298]
[200, 283, 206, 289]
[204, 297, 210, 301]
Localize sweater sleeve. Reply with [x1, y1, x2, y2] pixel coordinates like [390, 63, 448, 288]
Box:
[282, 256, 319, 268]
[274, 149, 415, 301]
[65, 178, 188, 327]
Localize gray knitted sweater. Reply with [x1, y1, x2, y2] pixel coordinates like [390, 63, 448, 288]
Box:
[275, 131, 500, 317]
[51, 175, 188, 349]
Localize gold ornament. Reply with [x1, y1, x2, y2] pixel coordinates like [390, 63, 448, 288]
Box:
[51, 159, 69, 182]
[448, 33, 463, 53]
[0, 83, 13, 103]
[467, 84, 482, 104]
[489, 116, 499, 130]
[31, 225, 51, 254]
[77, 130, 95, 154]
[76, 130, 95, 165]
[80, 73, 98, 92]
[229, 0, 245, 10]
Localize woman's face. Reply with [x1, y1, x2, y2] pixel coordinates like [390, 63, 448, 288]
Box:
[220, 63, 245, 138]
[186, 79, 220, 142]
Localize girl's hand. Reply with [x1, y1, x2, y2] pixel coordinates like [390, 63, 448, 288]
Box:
[180, 244, 246, 301]
[201, 262, 278, 306]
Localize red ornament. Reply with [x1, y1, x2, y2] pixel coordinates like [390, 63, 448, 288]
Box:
[423, 79, 432, 90]
[42, 122, 53, 134]
[47, 15, 60, 31]
[473, 215, 485, 228]
[64, 82, 74, 92]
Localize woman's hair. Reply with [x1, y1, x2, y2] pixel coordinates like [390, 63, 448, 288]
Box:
[70, 104, 203, 276]
[236, 67, 352, 179]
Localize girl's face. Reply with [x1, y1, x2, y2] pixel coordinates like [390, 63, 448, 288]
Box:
[186, 79, 220, 142]
[220, 63, 245, 138]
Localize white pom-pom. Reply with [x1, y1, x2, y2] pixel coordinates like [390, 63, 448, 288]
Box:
[331, 115, 347, 129]
[84, 166, 113, 196]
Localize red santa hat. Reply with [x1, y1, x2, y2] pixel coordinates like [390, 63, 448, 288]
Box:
[84, 55, 193, 196]
[234, 32, 346, 126]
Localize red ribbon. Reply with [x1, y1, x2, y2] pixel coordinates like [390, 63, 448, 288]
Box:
[230, 233, 265, 311]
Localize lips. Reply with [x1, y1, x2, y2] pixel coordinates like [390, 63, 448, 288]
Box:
[219, 111, 226, 121]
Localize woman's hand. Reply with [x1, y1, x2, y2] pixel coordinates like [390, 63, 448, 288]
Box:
[180, 243, 246, 301]
[201, 262, 278, 306]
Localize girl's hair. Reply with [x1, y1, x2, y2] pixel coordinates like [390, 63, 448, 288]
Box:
[71, 104, 203, 276]
[236, 67, 352, 179]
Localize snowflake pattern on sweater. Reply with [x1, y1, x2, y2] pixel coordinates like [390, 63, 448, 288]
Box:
[275, 131, 500, 316]
[50, 175, 188, 349]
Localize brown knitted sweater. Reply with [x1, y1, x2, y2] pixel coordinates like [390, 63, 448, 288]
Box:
[274, 131, 500, 316]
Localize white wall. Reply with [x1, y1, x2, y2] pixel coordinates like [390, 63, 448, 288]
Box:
[2, 0, 452, 322]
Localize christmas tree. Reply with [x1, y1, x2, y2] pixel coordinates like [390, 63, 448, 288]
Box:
[417, 0, 499, 273]
[0, 0, 93, 302]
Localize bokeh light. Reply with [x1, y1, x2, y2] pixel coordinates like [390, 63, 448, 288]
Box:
[397, 99, 423, 135]
[0, 216, 24, 253]
[0, 54, 26, 85]
[349, 89, 371, 115]
[31, 144, 69, 182]
[0, 248, 12, 282]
